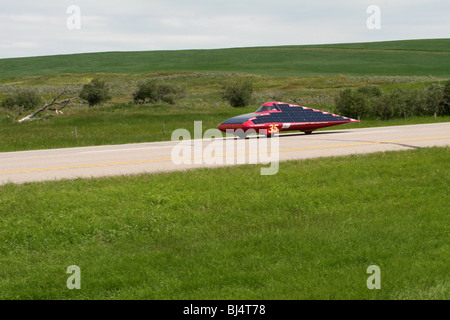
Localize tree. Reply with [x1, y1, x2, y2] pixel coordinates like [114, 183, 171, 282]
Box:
[1, 89, 42, 111]
[79, 78, 111, 107]
[133, 81, 158, 103]
[17, 89, 77, 123]
[335, 88, 368, 119]
[423, 84, 444, 115]
[222, 78, 253, 108]
[133, 81, 185, 105]
[441, 80, 450, 115]
[356, 85, 382, 98]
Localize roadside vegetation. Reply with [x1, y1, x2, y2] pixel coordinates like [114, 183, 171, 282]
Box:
[0, 39, 448, 152]
[0, 147, 448, 299]
[132, 80, 186, 105]
[221, 77, 254, 108]
[79, 78, 111, 107]
[335, 82, 450, 120]
[0, 39, 448, 301]
[0, 72, 449, 152]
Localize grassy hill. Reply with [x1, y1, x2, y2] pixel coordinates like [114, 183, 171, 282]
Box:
[0, 39, 449, 152]
[1, 39, 449, 79]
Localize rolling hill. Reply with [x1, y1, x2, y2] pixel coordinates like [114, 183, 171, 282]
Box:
[0, 39, 449, 79]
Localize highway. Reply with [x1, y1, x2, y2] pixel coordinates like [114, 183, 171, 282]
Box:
[1, 122, 449, 185]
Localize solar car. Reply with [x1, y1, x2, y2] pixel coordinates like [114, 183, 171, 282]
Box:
[217, 101, 359, 137]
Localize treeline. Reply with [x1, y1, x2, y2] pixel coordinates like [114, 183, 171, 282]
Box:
[2, 77, 450, 122]
[335, 81, 450, 120]
[0, 78, 188, 111]
[0, 77, 254, 111]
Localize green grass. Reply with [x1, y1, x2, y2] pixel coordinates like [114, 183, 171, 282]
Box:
[0, 147, 448, 299]
[0, 104, 249, 152]
[1, 39, 449, 79]
[0, 39, 448, 301]
[0, 101, 448, 152]
[0, 39, 448, 153]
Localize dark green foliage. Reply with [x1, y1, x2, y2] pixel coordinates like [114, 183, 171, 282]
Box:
[155, 83, 186, 104]
[441, 80, 450, 115]
[334, 88, 367, 119]
[133, 81, 185, 104]
[424, 84, 445, 115]
[1, 89, 42, 111]
[335, 83, 450, 120]
[133, 81, 158, 103]
[356, 85, 382, 97]
[222, 78, 254, 107]
[79, 78, 111, 106]
[374, 92, 399, 120]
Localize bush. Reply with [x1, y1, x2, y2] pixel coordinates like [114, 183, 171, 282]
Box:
[402, 89, 426, 116]
[335, 83, 450, 120]
[424, 84, 444, 115]
[133, 81, 158, 103]
[155, 83, 186, 104]
[1, 89, 42, 111]
[265, 89, 285, 102]
[133, 81, 185, 105]
[335, 88, 367, 119]
[372, 93, 397, 120]
[356, 85, 382, 98]
[222, 78, 253, 108]
[79, 78, 111, 107]
[386, 88, 409, 118]
[441, 80, 450, 115]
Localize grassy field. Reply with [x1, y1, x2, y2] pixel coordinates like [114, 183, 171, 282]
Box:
[0, 39, 449, 301]
[0, 73, 448, 152]
[0, 147, 448, 299]
[0, 103, 448, 152]
[0, 39, 449, 153]
[1, 78, 449, 152]
[1, 39, 449, 79]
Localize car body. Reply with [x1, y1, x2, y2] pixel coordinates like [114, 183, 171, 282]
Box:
[217, 101, 359, 137]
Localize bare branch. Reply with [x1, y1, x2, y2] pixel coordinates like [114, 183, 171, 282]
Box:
[14, 106, 24, 121]
[17, 89, 77, 123]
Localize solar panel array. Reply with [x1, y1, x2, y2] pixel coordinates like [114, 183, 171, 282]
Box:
[251, 104, 350, 124]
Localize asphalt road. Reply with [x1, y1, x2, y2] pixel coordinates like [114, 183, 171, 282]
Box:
[1, 122, 449, 185]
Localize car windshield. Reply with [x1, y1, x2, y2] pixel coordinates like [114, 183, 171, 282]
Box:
[256, 104, 279, 112]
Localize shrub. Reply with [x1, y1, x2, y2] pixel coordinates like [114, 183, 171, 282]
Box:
[265, 89, 285, 102]
[156, 83, 186, 104]
[399, 89, 423, 116]
[423, 83, 444, 115]
[133, 81, 185, 105]
[222, 78, 253, 108]
[372, 94, 397, 120]
[79, 78, 111, 107]
[335, 83, 450, 120]
[388, 88, 409, 117]
[335, 88, 367, 119]
[356, 85, 382, 98]
[1, 89, 42, 111]
[133, 82, 158, 103]
[441, 80, 450, 115]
